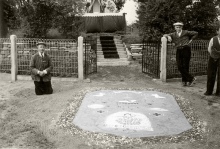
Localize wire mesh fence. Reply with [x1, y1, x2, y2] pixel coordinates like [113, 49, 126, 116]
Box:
[0, 38, 11, 73]
[166, 40, 209, 79]
[84, 38, 97, 77]
[0, 38, 78, 77]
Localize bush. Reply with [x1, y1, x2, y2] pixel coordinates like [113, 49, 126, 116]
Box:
[122, 35, 143, 44]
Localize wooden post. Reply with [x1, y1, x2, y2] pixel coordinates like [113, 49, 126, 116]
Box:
[160, 37, 167, 82]
[123, 13, 127, 34]
[10, 35, 17, 82]
[78, 36, 84, 80]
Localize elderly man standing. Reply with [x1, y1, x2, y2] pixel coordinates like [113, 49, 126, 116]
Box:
[163, 22, 198, 86]
[204, 25, 220, 96]
[30, 42, 53, 95]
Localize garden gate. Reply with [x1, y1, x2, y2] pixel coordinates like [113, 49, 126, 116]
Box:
[142, 40, 161, 78]
[84, 37, 97, 77]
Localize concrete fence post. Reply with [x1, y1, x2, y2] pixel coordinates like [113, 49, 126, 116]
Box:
[78, 36, 84, 80]
[160, 37, 167, 82]
[10, 35, 17, 82]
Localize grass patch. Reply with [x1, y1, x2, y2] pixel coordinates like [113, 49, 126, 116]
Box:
[0, 109, 56, 148]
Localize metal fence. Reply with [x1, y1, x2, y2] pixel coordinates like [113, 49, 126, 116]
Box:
[0, 38, 78, 77]
[142, 41, 161, 78]
[166, 40, 209, 79]
[84, 38, 97, 77]
[0, 38, 11, 73]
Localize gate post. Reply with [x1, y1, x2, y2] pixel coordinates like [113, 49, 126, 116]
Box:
[160, 37, 167, 82]
[10, 35, 17, 82]
[78, 36, 84, 80]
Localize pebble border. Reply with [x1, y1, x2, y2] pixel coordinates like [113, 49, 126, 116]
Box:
[57, 87, 206, 148]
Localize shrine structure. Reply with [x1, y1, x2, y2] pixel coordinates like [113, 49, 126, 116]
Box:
[81, 0, 129, 66]
[82, 0, 126, 33]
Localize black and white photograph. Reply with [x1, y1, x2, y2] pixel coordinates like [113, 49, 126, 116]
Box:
[0, 0, 220, 148]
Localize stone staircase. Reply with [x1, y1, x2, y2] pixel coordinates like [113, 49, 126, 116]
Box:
[97, 36, 130, 66]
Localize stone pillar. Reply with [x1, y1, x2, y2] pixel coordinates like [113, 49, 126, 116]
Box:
[10, 35, 18, 82]
[78, 36, 84, 80]
[160, 37, 167, 82]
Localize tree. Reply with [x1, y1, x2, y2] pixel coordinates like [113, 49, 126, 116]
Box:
[112, 0, 126, 11]
[2, 0, 86, 39]
[137, 0, 219, 40]
[102, 0, 125, 12]
[18, 0, 58, 38]
[0, 0, 17, 37]
[53, 0, 87, 39]
[0, 0, 6, 38]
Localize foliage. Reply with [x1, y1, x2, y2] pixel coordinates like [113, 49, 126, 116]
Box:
[18, 0, 57, 38]
[3, 0, 18, 29]
[137, 0, 219, 40]
[3, 0, 125, 38]
[112, 0, 125, 11]
[2, 0, 87, 39]
[122, 35, 142, 44]
[106, 0, 117, 12]
[53, 0, 86, 39]
[102, 0, 125, 12]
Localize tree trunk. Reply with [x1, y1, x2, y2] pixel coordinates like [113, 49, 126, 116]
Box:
[0, 0, 8, 38]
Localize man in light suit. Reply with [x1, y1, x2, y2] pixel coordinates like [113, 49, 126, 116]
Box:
[163, 22, 198, 86]
[30, 42, 53, 95]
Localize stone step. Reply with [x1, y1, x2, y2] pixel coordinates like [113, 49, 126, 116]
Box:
[99, 54, 127, 58]
[97, 58, 128, 61]
[97, 61, 130, 66]
[97, 51, 126, 55]
[118, 54, 127, 58]
[97, 44, 124, 47]
[97, 54, 127, 58]
[97, 48, 125, 51]
[97, 41, 122, 44]
[114, 40, 123, 43]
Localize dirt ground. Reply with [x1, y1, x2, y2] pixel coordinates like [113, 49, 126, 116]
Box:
[0, 61, 220, 149]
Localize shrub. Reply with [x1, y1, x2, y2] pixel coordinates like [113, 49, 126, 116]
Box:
[122, 35, 143, 44]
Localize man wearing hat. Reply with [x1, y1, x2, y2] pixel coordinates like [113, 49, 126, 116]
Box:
[30, 42, 53, 95]
[163, 22, 198, 86]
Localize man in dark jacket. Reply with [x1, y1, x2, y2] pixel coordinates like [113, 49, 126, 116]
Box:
[30, 42, 53, 95]
[204, 25, 220, 96]
[163, 22, 198, 86]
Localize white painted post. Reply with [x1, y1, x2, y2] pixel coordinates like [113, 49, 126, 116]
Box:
[10, 35, 17, 82]
[78, 36, 84, 80]
[160, 37, 167, 82]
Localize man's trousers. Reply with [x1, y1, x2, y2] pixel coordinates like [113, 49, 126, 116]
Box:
[34, 78, 53, 95]
[176, 46, 194, 82]
[206, 56, 220, 94]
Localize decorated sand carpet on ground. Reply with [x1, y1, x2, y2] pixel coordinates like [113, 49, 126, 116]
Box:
[58, 87, 205, 147]
[73, 90, 192, 138]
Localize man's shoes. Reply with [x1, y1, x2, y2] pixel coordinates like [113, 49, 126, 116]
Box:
[204, 92, 212, 96]
[188, 77, 196, 86]
[182, 82, 187, 87]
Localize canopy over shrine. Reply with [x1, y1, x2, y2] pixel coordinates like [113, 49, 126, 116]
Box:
[82, 0, 126, 33]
